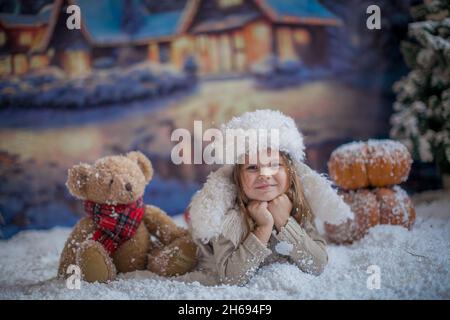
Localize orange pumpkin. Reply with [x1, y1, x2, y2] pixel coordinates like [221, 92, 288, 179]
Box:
[325, 186, 415, 244]
[328, 140, 412, 190]
[374, 186, 416, 229]
[324, 189, 379, 244]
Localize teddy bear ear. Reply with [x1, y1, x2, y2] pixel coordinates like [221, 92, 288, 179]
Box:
[126, 151, 153, 183]
[66, 163, 92, 199]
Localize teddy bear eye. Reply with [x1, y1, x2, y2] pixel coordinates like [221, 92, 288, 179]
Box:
[109, 179, 114, 186]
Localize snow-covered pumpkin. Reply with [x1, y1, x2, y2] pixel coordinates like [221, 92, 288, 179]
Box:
[325, 186, 416, 244]
[375, 186, 416, 228]
[328, 140, 412, 190]
[324, 189, 379, 244]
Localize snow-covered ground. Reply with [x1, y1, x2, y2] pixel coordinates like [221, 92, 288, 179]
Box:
[1, 191, 449, 299]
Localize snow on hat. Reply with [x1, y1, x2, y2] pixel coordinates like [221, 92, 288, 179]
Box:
[189, 109, 353, 243]
[220, 109, 305, 164]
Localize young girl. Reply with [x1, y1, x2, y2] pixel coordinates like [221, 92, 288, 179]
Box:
[187, 110, 353, 285]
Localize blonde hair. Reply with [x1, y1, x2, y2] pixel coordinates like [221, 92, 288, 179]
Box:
[232, 151, 313, 231]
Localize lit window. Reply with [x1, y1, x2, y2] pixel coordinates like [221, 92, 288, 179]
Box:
[0, 32, 6, 46]
[66, 51, 90, 76]
[19, 32, 32, 46]
[196, 35, 208, 51]
[13, 54, 28, 74]
[218, 0, 242, 8]
[0, 55, 12, 75]
[30, 55, 49, 69]
[293, 29, 311, 45]
[253, 23, 270, 40]
[233, 32, 244, 49]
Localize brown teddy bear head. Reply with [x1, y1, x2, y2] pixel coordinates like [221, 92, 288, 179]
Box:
[66, 151, 153, 204]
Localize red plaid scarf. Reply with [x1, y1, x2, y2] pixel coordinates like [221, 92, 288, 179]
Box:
[84, 197, 144, 254]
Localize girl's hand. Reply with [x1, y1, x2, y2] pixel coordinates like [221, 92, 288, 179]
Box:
[247, 201, 274, 245]
[247, 201, 274, 228]
[268, 194, 292, 232]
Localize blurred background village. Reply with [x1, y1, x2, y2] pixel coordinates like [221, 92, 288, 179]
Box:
[0, 0, 448, 239]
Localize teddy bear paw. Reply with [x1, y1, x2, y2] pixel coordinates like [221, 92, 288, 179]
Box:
[76, 240, 117, 283]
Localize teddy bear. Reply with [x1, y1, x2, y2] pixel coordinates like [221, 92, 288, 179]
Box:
[57, 151, 198, 283]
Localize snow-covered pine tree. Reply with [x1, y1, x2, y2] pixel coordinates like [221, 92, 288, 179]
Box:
[390, 0, 450, 185]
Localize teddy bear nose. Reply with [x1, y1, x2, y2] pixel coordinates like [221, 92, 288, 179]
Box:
[125, 183, 133, 192]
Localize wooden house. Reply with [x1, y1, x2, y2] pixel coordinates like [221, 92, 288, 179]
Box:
[0, 0, 192, 77]
[177, 0, 341, 75]
[0, 0, 341, 77]
[0, 4, 53, 75]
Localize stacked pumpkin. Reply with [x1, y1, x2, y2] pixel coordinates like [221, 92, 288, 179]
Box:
[325, 139, 416, 244]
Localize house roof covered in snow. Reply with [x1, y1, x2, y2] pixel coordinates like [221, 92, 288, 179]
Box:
[30, 0, 190, 51]
[259, 0, 337, 21]
[0, 3, 53, 28]
[180, 0, 340, 33]
[75, 0, 186, 45]
[262, 0, 339, 24]
[2, 0, 340, 53]
[191, 12, 260, 33]
[0, 4, 54, 52]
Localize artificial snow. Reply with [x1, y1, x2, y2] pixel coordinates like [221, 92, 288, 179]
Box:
[0, 191, 449, 299]
[274, 241, 294, 256]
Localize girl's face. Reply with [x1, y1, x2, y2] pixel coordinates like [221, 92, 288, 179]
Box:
[240, 151, 289, 202]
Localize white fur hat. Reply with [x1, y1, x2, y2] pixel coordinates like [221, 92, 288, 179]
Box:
[189, 109, 353, 243]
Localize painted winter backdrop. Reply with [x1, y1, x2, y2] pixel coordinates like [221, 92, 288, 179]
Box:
[0, 0, 449, 299]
